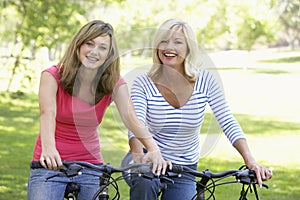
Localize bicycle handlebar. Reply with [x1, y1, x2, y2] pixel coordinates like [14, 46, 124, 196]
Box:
[170, 164, 242, 178]
[169, 164, 268, 189]
[30, 160, 268, 200]
[30, 161, 260, 181]
[30, 160, 152, 175]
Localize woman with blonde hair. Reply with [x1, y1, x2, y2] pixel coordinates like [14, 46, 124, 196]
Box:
[126, 18, 272, 200]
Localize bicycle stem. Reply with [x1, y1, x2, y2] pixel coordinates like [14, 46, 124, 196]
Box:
[196, 170, 211, 200]
[98, 174, 110, 200]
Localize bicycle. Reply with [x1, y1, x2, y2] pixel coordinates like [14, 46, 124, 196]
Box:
[30, 159, 268, 200]
[121, 152, 269, 200]
[29, 160, 151, 200]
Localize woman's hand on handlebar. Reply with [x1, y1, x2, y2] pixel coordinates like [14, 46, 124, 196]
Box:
[140, 150, 172, 176]
[247, 162, 273, 187]
[129, 137, 172, 175]
[39, 148, 63, 170]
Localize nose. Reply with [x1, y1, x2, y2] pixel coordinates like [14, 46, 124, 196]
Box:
[165, 41, 175, 50]
[90, 46, 99, 55]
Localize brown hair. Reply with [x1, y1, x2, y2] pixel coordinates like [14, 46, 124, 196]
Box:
[58, 20, 120, 103]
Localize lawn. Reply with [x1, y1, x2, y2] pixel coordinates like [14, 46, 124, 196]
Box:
[0, 49, 300, 199]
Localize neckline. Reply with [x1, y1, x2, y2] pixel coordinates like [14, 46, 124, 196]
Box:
[147, 75, 198, 109]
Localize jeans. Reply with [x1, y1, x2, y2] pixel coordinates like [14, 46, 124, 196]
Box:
[130, 164, 197, 200]
[27, 166, 102, 200]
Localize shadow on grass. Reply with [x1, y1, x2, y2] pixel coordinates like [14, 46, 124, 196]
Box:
[209, 67, 293, 75]
[201, 112, 300, 136]
[236, 113, 300, 135]
[251, 68, 291, 75]
[259, 56, 300, 64]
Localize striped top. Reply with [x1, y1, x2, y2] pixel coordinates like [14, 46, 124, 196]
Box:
[128, 69, 245, 165]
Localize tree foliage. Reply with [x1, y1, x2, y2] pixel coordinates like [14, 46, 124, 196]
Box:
[1, 0, 90, 92]
[276, 0, 300, 49]
[0, 0, 298, 92]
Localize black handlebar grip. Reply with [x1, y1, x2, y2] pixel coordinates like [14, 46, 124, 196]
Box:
[170, 164, 184, 173]
[30, 161, 44, 169]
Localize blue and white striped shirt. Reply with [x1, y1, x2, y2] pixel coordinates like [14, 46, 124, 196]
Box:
[129, 69, 245, 165]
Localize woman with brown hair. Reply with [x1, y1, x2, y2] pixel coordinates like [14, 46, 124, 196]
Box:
[27, 20, 167, 200]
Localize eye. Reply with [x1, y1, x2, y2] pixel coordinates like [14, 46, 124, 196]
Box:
[99, 46, 107, 50]
[86, 41, 94, 47]
[175, 40, 183, 44]
[160, 40, 168, 44]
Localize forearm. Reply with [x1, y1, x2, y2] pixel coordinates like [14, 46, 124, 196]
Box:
[38, 71, 58, 152]
[40, 111, 56, 151]
[129, 137, 144, 153]
[233, 138, 257, 166]
[124, 116, 159, 152]
[233, 138, 273, 186]
[114, 85, 160, 152]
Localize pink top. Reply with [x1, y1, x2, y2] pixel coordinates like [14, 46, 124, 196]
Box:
[32, 65, 125, 164]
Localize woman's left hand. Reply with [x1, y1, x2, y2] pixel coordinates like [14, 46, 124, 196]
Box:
[247, 162, 273, 187]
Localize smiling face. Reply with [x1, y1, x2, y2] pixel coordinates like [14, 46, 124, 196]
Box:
[157, 28, 188, 70]
[78, 35, 111, 70]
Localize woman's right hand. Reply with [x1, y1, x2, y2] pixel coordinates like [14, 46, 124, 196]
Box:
[39, 147, 62, 170]
[142, 150, 172, 176]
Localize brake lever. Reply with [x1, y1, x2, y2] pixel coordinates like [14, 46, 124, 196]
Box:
[237, 169, 269, 189]
[159, 175, 175, 184]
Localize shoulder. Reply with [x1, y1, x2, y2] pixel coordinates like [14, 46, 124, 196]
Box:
[133, 74, 151, 86]
[197, 69, 221, 83]
[194, 69, 222, 91]
[116, 76, 127, 87]
[42, 65, 60, 82]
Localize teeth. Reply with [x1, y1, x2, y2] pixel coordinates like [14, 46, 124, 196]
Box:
[87, 56, 99, 62]
[165, 53, 176, 57]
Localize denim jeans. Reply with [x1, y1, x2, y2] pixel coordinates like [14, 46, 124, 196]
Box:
[27, 166, 102, 200]
[130, 164, 197, 200]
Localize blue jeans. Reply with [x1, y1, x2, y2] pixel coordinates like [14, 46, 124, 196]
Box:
[27, 166, 102, 200]
[130, 164, 197, 200]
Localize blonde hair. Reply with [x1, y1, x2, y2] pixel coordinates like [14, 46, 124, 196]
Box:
[58, 20, 120, 103]
[149, 18, 200, 81]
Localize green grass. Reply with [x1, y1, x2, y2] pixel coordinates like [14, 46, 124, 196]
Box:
[1, 92, 299, 199]
[259, 56, 300, 64]
[1, 49, 300, 199]
[0, 92, 39, 199]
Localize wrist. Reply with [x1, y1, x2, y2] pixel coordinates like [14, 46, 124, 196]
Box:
[244, 157, 257, 167]
[140, 138, 160, 152]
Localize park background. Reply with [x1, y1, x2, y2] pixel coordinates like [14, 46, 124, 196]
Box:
[0, 0, 299, 199]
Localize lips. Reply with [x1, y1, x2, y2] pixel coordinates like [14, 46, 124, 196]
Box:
[163, 50, 178, 57]
[86, 56, 99, 62]
[164, 53, 176, 57]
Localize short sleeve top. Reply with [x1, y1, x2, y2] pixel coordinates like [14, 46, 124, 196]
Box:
[32, 65, 125, 164]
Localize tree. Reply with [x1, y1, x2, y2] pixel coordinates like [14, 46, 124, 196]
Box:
[236, 17, 266, 51]
[276, 0, 300, 49]
[1, 0, 88, 92]
[20, 0, 88, 60]
[196, 0, 231, 50]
